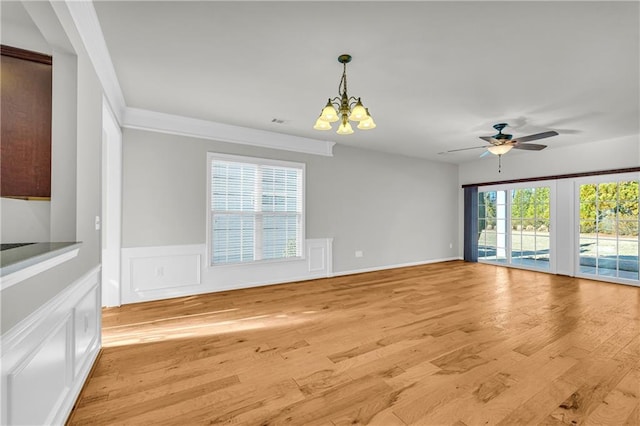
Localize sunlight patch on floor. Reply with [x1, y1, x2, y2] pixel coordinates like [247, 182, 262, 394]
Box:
[102, 311, 316, 347]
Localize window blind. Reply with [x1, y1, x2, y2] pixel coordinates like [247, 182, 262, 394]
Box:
[209, 155, 304, 265]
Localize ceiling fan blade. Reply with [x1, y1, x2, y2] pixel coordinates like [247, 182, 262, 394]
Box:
[512, 130, 559, 143]
[479, 136, 493, 142]
[513, 143, 547, 151]
[439, 145, 488, 154]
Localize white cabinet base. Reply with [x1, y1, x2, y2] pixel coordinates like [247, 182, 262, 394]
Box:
[1, 266, 101, 425]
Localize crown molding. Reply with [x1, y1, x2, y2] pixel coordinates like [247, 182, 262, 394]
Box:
[123, 107, 335, 157]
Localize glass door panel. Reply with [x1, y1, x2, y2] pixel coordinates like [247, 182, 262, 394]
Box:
[535, 235, 550, 269]
[479, 185, 551, 271]
[577, 179, 639, 282]
[478, 190, 506, 262]
[494, 191, 508, 263]
[509, 187, 550, 270]
[619, 181, 639, 280]
[511, 223, 525, 266]
[477, 190, 492, 260]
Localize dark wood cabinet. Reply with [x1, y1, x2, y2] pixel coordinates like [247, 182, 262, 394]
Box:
[1, 45, 52, 199]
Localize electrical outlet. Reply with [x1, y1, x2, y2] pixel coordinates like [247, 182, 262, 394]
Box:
[355, 250, 363, 258]
[449, 243, 453, 249]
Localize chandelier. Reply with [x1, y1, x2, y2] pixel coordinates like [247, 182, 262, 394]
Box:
[313, 54, 376, 135]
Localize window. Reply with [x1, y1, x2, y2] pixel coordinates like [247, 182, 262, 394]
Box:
[207, 153, 304, 266]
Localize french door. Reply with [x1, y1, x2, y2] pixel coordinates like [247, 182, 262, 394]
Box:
[478, 183, 554, 272]
[576, 176, 639, 283]
[473, 173, 638, 285]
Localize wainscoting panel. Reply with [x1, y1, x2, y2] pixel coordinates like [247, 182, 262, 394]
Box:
[308, 245, 326, 272]
[1, 266, 101, 425]
[131, 254, 201, 291]
[121, 244, 203, 304]
[7, 315, 70, 426]
[120, 238, 333, 304]
[73, 286, 100, 378]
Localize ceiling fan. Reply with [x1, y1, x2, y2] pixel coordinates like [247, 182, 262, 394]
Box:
[442, 123, 559, 172]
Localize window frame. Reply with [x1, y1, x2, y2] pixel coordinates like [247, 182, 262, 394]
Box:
[477, 180, 557, 274]
[464, 168, 640, 287]
[573, 172, 639, 285]
[206, 152, 306, 268]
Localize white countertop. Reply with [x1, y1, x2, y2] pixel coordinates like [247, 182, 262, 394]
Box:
[0, 242, 82, 289]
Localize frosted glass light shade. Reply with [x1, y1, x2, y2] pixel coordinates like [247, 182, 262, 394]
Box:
[336, 121, 354, 135]
[313, 117, 332, 130]
[320, 100, 339, 122]
[357, 109, 376, 130]
[487, 144, 513, 155]
[348, 98, 368, 121]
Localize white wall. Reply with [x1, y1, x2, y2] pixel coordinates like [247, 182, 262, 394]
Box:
[49, 49, 78, 241]
[0, 198, 50, 242]
[0, 2, 51, 54]
[121, 128, 460, 277]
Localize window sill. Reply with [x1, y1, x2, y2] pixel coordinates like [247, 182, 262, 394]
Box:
[0, 242, 82, 290]
[208, 255, 305, 269]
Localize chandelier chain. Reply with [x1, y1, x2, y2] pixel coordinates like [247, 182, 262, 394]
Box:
[340, 62, 347, 96]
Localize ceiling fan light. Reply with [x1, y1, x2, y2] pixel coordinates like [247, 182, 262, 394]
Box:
[487, 144, 513, 155]
[313, 116, 332, 130]
[348, 98, 368, 121]
[320, 100, 339, 122]
[336, 120, 354, 135]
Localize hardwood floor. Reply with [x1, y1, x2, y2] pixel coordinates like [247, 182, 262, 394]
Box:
[67, 261, 639, 425]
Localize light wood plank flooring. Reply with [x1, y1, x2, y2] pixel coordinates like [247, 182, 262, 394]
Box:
[67, 261, 639, 425]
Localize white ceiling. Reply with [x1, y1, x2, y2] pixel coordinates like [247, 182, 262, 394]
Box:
[31, 2, 640, 162]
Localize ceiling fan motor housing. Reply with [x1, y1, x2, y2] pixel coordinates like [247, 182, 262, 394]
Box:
[492, 123, 512, 141]
[493, 133, 513, 141]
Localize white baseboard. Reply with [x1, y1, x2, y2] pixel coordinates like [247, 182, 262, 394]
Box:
[120, 239, 333, 304]
[330, 256, 462, 277]
[1, 266, 102, 426]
